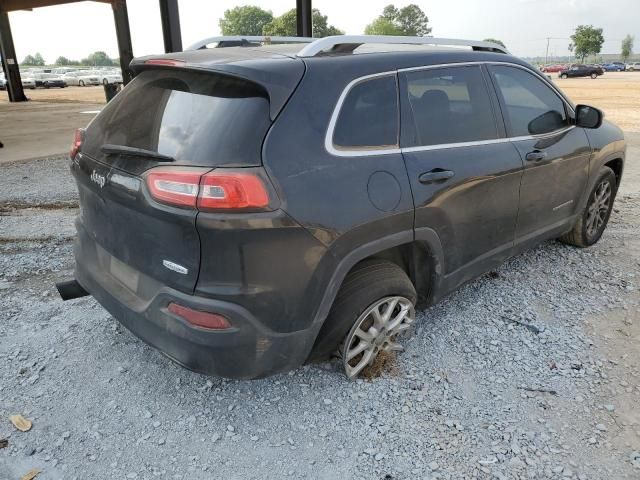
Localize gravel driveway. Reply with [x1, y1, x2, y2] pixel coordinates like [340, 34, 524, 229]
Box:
[1, 136, 639, 480]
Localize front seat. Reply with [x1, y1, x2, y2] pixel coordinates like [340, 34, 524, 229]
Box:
[413, 89, 454, 146]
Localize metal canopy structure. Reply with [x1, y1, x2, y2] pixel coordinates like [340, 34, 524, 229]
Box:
[1, 0, 312, 102]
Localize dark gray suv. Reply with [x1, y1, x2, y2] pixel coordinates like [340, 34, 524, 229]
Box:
[59, 36, 626, 379]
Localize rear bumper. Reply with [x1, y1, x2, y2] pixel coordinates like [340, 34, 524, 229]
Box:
[74, 223, 315, 379]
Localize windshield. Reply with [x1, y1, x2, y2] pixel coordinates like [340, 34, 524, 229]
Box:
[83, 69, 271, 168]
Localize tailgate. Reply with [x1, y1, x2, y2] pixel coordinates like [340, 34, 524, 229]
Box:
[73, 67, 283, 293]
[73, 153, 201, 293]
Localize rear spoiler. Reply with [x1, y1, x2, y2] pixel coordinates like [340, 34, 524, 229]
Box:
[129, 53, 305, 121]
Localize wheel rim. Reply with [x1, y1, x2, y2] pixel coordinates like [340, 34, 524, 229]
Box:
[585, 180, 612, 238]
[342, 296, 415, 379]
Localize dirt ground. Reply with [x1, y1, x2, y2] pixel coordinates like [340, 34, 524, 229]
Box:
[0, 86, 107, 105]
[555, 72, 640, 132]
[2, 72, 639, 131]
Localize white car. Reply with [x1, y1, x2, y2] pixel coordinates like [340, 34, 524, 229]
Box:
[21, 77, 36, 89]
[0, 74, 5, 90]
[626, 62, 640, 71]
[63, 71, 101, 86]
[94, 70, 123, 85]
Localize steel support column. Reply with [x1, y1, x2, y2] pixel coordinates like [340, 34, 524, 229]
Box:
[0, 10, 27, 102]
[111, 0, 134, 84]
[296, 0, 312, 37]
[158, 0, 181, 53]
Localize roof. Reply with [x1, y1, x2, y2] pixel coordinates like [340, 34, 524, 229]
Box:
[129, 41, 528, 119]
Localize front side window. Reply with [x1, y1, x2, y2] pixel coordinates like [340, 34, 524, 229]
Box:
[401, 65, 498, 147]
[490, 65, 568, 137]
[332, 75, 399, 150]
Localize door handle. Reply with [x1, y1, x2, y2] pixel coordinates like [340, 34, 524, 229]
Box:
[525, 150, 548, 162]
[418, 169, 455, 184]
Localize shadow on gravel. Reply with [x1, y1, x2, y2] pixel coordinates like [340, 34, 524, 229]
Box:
[0, 200, 79, 213]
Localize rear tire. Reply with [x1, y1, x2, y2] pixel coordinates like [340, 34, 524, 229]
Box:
[559, 166, 616, 247]
[79, 80, 85, 87]
[309, 259, 417, 378]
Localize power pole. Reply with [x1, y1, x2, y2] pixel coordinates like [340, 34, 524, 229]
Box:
[545, 37, 550, 65]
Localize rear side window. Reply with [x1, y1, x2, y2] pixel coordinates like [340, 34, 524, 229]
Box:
[489, 65, 568, 137]
[332, 75, 399, 150]
[401, 66, 498, 147]
[83, 69, 271, 166]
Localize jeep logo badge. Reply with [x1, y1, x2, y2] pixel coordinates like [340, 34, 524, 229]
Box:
[90, 170, 106, 188]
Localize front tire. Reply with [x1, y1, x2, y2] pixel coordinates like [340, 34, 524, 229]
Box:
[309, 260, 417, 378]
[561, 73, 568, 79]
[591, 72, 598, 79]
[559, 166, 616, 247]
[79, 80, 85, 87]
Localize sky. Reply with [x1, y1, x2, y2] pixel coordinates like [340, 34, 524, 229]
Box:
[6, 0, 639, 63]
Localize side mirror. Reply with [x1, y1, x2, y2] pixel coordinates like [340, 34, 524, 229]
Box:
[527, 110, 565, 135]
[575, 104, 603, 129]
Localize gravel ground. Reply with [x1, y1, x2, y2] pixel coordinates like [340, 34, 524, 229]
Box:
[0, 136, 639, 480]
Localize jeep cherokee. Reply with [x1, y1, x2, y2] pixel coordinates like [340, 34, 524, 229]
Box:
[58, 36, 626, 379]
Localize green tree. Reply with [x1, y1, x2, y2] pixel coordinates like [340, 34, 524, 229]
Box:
[365, 4, 431, 36]
[219, 6, 273, 36]
[483, 38, 506, 48]
[570, 25, 604, 63]
[21, 54, 36, 65]
[34, 53, 45, 65]
[621, 34, 634, 63]
[81, 51, 115, 66]
[23, 53, 45, 66]
[55, 56, 81, 66]
[262, 8, 343, 37]
[364, 17, 403, 35]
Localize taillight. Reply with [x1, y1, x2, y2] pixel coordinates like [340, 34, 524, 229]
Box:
[146, 168, 206, 208]
[167, 302, 231, 330]
[70, 128, 84, 160]
[145, 167, 272, 211]
[198, 171, 270, 210]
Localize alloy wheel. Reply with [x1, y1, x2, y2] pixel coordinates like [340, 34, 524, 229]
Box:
[586, 180, 612, 239]
[341, 296, 415, 379]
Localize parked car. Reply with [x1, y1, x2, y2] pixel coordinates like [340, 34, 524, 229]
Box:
[63, 71, 101, 86]
[94, 70, 123, 85]
[559, 64, 603, 78]
[626, 62, 640, 71]
[21, 77, 36, 89]
[33, 73, 66, 88]
[541, 64, 566, 73]
[58, 35, 626, 380]
[601, 63, 625, 72]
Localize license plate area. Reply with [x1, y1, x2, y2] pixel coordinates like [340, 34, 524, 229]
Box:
[110, 255, 140, 292]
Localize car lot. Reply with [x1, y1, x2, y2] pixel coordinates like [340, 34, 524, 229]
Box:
[0, 72, 639, 479]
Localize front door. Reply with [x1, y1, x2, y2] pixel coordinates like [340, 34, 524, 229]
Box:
[399, 64, 523, 278]
[487, 64, 590, 243]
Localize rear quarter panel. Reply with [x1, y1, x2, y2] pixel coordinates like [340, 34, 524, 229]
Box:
[262, 57, 415, 333]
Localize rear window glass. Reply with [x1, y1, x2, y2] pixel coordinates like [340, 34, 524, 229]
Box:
[83, 69, 271, 167]
[333, 75, 398, 150]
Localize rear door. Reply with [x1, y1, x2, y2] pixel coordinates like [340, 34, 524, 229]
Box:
[400, 64, 523, 277]
[487, 64, 590, 243]
[76, 68, 273, 293]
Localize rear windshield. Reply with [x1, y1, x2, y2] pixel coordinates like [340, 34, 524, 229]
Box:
[83, 69, 271, 167]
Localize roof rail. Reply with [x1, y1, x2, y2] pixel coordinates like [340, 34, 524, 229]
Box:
[296, 35, 509, 57]
[186, 36, 315, 51]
